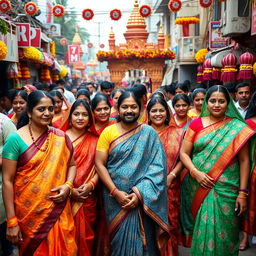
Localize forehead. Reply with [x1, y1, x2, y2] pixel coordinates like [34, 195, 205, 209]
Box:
[208, 92, 226, 99]
[96, 101, 109, 108]
[120, 97, 138, 105]
[73, 104, 87, 112]
[13, 95, 25, 101]
[37, 97, 53, 106]
[151, 102, 165, 109]
[237, 86, 250, 92]
[175, 99, 188, 104]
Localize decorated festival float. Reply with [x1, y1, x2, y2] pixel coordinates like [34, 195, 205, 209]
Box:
[97, 0, 176, 91]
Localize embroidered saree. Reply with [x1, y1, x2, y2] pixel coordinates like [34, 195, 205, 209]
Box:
[102, 125, 169, 256]
[14, 128, 77, 256]
[52, 109, 70, 131]
[71, 131, 98, 256]
[243, 119, 256, 235]
[180, 101, 255, 255]
[158, 126, 184, 256]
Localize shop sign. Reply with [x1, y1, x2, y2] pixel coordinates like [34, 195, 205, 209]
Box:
[30, 28, 41, 48]
[209, 21, 229, 49]
[16, 23, 31, 47]
[252, 3, 256, 35]
[68, 45, 80, 63]
[0, 21, 18, 62]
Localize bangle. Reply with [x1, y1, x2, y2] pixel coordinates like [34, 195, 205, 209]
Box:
[239, 189, 249, 193]
[190, 167, 198, 178]
[65, 181, 73, 189]
[239, 191, 248, 196]
[237, 196, 247, 199]
[89, 181, 95, 190]
[7, 216, 18, 228]
[110, 187, 117, 197]
[170, 172, 176, 178]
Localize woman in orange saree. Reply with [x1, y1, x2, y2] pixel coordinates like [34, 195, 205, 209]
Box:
[90, 93, 114, 136]
[147, 96, 184, 256]
[66, 99, 99, 256]
[2, 90, 77, 256]
[50, 90, 70, 131]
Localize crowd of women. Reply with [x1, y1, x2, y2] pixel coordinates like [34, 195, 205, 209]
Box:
[1, 80, 256, 256]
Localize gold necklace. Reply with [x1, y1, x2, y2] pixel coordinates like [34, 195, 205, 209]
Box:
[29, 124, 50, 152]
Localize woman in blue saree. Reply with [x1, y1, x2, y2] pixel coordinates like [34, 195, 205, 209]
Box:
[95, 91, 169, 256]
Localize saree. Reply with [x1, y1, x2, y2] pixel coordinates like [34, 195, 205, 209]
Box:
[243, 118, 256, 234]
[52, 109, 70, 131]
[180, 101, 255, 255]
[14, 127, 77, 256]
[158, 125, 184, 256]
[71, 131, 98, 256]
[90, 120, 115, 137]
[103, 124, 169, 256]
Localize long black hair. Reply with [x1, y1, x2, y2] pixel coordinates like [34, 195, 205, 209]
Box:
[172, 93, 190, 107]
[147, 97, 170, 126]
[91, 92, 111, 112]
[69, 99, 93, 127]
[17, 91, 55, 129]
[245, 92, 256, 120]
[76, 89, 91, 102]
[10, 90, 28, 103]
[49, 90, 64, 101]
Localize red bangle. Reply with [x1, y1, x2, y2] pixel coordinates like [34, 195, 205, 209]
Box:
[90, 180, 96, 190]
[110, 187, 117, 197]
[7, 216, 18, 228]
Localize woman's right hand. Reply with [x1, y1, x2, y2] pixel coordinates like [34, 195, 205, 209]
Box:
[6, 225, 23, 244]
[114, 190, 130, 206]
[194, 170, 215, 188]
[71, 188, 88, 202]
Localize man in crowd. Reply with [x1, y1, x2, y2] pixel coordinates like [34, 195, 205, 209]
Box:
[85, 82, 96, 99]
[235, 83, 251, 118]
[56, 79, 75, 103]
[100, 81, 114, 105]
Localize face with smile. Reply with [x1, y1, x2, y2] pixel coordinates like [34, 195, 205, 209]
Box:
[149, 103, 167, 127]
[29, 97, 54, 127]
[93, 100, 110, 124]
[118, 96, 140, 124]
[207, 91, 228, 118]
[174, 99, 189, 118]
[193, 92, 205, 112]
[12, 95, 27, 116]
[53, 95, 63, 114]
[70, 104, 89, 130]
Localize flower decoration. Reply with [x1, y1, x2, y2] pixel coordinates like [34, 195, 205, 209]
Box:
[168, 0, 182, 12]
[52, 5, 65, 17]
[110, 9, 122, 21]
[23, 47, 42, 61]
[100, 44, 105, 49]
[200, 0, 213, 8]
[139, 5, 152, 18]
[40, 67, 51, 81]
[20, 62, 30, 80]
[0, 0, 11, 13]
[238, 52, 254, 80]
[253, 63, 256, 76]
[195, 48, 209, 63]
[24, 2, 38, 16]
[50, 41, 56, 57]
[175, 17, 200, 25]
[97, 49, 176, 62]
[60, 38, 68, 45]
[82, 9, 94, 20]
[87, 42, 93, 48]
[0, 40, 7, 60]
[59, 65, 67, 78]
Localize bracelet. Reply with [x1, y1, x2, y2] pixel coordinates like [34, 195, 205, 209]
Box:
[65, 181, 74, 189]
[110, 187, 117, 197]
[239, 191, 248, 196]
[170, 172, 176, 178]
[190, 167, 198, 178]
[89, 181, 95, 191]
[237, 196, 247, 199]
[239, 189, 249, 193]
[7, 216, 18, 228]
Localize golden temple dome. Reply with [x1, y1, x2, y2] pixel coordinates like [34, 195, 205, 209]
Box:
[127, 0, 146, 28]
[72, 25, 82, 45]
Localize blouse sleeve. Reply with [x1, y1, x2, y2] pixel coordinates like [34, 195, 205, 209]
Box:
[2, 133, 28, 161]
[96, 127, 112, 153]
[184, 118, 202, 143]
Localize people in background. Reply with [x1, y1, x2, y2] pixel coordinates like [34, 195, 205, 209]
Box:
[234, 83, 251, 118]
[188, 88, 206, 118]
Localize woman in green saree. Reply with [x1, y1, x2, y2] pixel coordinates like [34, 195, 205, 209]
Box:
[179, 85, 255, 255]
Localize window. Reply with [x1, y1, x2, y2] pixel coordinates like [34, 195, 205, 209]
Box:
[238, 0, 249, 17]
[213, 0, 221, 21]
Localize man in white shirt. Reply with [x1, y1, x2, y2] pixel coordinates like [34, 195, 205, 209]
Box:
[56, 79, 75, 103]
[234, 83, 251, 119]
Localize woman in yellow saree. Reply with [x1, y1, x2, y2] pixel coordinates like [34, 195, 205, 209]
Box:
[179, 85, 255, 255]
[66, 99, 99, 256]
[2, 90, 77, 256]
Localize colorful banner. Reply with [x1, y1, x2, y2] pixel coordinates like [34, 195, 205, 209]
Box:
[209, 21, 229, 49]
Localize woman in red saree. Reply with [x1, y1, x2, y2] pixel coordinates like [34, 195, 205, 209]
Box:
[66, 99, 99, 256]
[49, 90, 70, 131]
[2, 90, 77, 256]
[147, 96, 184, 256]
[172, 94, 193, 130]
[90, 93, 114, 136]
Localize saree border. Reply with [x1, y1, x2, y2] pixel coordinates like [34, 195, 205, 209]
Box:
[191, 126, 256, 219]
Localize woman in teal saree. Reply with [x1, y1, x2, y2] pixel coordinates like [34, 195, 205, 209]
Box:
[179, 85, 255, 255]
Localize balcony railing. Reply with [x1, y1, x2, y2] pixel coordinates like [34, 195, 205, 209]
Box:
[177, 36, 204, 63]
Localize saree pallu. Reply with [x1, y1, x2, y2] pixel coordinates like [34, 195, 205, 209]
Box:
[103, 125, 169, 256]
[158, 126, 184, 256]
[15, 128, 77, 256]
[180, 118, 255, 256]
[71, 131, 98, 256]
[52, 109, 70, 131]
[90, 120, 115, 137]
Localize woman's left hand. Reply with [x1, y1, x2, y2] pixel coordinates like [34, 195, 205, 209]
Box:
[235, 197, 247, 216]
[49, 185, 70, 203]
[78, 183, 93, 197]
[122, 193, 140, 210]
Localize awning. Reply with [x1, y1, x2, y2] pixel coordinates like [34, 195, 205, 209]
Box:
[210, 49, 242, 67]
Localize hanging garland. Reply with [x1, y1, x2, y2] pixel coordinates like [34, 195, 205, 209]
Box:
[52, 5, 65, 18]
[175, 17, 200, 25]
[168, 0, 182, 12]
[139, 5, 152, 18]
[0, 40, 8, 60]
[60, 38, 68, 45]
[195, 48, 209, 63]
[24, 2, 38, 16]
[199, 0, 213, 8]
[110, 9, 122, 21]
[0, 0, 11, 13]
[87, 42, 93, 48]
[82, 9, 94, 20]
